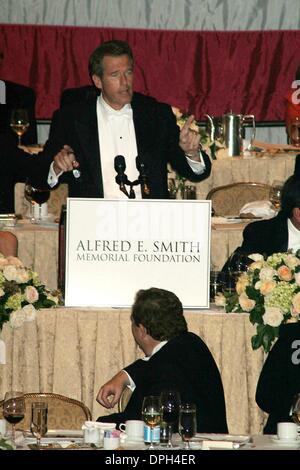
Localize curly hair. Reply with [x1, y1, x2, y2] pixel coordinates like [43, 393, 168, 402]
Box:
[88, 39, 134, 78]
[131, 287, 187, 341]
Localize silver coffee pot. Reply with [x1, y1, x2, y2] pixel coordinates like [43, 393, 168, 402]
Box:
[205, 112, 256, 156]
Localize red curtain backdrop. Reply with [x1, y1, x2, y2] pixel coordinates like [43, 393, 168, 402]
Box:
[1, 24, 300, 121]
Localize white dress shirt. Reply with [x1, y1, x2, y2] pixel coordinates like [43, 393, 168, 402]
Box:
[48, 95, 206, 194]
[288, 218, 300, 252]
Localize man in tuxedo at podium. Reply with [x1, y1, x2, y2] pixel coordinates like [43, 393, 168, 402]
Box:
[42, 39, 211, 199]
[0, 51, 37, 144]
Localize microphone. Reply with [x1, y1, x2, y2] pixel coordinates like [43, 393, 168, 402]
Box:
[114, 155, 129, 196]
[136, 156, 150, 197]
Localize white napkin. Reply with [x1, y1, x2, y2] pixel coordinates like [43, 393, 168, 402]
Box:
[239, 200, 277, 218]
[201, 440, 238, 450]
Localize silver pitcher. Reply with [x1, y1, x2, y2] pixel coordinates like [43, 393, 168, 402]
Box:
[205, 112, 255, 156]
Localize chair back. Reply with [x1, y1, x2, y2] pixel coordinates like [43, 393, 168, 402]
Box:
[0, 392, 91, 431]
[15, 183, 68, 219]
[206, 182, 271, 216]
[118, 388, 133, 413]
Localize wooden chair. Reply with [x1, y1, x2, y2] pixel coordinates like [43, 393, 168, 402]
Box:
[0, 392, 91, 431]
[118, 388, 133, 413]
[14, 182, 68, 219]
[206, 182, 271, 216]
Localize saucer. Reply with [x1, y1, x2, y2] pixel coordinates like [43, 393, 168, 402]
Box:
[271, 436, 300, 446]
[124, 436, 144, 443]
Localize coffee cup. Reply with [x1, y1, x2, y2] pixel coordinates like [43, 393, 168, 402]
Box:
[82, 421, 116, 445]
[119, 420, 144, 441]
[277, 422, 298, 441]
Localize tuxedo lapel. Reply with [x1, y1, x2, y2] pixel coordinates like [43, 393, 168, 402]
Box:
[74, 102, 104, 197]
[131, 94, 154, 160]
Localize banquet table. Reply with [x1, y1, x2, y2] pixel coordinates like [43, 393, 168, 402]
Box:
[5, 218, 249, 290]
[0, 306, 266, 436]
[192, 152, 297, 200]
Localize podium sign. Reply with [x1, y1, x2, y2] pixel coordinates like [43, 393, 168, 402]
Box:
[65, 198, 211, 308]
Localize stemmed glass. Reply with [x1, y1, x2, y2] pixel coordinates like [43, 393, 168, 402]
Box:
[30, 402, 48, 449]
[178, 403, 197, 449]
[10, 108, 30, 146]
[159, 390, 181, 448]
[3, 391, 25, 445]
[142, 396, 161, 450]
[223, 251, 250, 294]
[291, 393, 300, 428]
[24, 181, 50, 223]
[269, 180, 284, 210]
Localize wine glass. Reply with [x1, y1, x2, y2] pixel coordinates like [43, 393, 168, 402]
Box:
[3, 391, 25, 445]
[30, 402, 48, 449]
[24, 182, 50, 223]
[291, 393, 300, 428]
[159, 390, 181, 448]
[142, 396, 161, 450]
[178, 403, 197, 449]
[269, 180, 284, 210]
[10, 108, 30, 146]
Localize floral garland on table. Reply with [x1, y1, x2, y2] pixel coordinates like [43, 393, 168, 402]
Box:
[0, 254, 61, 330]
[216, 251, 300, 353]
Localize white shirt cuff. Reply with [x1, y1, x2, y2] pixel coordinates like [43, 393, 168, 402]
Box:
[185, 152, 206, 174]
[122, 370, 136, 392]
[48, 161, 63, 187]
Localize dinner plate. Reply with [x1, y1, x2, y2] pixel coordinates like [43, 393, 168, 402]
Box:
[271, 436, 300, 446]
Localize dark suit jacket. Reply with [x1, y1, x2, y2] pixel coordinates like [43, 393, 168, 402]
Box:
[0, 134, 43, 213]
[256, 323, 300, 434]
[98, 331, 228, 433]
[0, 80, 37, 144]
[222, 212, 288, 271]
[40, 92, 211, 198]
[60, 85, 99, 108]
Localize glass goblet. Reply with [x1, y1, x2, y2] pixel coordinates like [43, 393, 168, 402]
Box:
[30, 402, 48, 449]
[291, 393, 300, 427]
[142, 396, 161, 450]
[24, 182, 50, 223]
[179, 403, 197, 450]
[159, 390, 181, 448]
[269, 180, 284, 210]
[10, 108, 30, 146]
[3, 391, 25, 445]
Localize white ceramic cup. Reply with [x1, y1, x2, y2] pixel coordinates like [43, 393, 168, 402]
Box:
[0, 419, 6, 436]
[103, 436, 120, 450]
[119, 420, 144, 440]
[277, 422, 298, 441]
[83, 421, 116, 445]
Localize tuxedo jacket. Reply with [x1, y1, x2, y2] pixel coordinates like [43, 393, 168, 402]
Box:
[222, 212, 289, 271]
[98, 331, 228, 433]
[40, 92, 211, 198]
[0, 134, 42, 213]
[256, 323, 300, 434]
[0, 80, 37, 144]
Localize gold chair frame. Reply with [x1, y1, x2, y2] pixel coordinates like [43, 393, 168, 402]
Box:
[0, 392, 92, 431]
[206, 181, 271, 216]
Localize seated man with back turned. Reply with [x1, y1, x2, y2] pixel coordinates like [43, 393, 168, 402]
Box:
[97, 287, 228, 433]
[39, 39, 211, 199]
[223, 171, 300, 271]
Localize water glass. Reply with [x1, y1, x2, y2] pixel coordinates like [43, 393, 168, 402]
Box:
[210, 271, 225, 302]
[179, 403, 197, 449]
[30, 402, 48, 449]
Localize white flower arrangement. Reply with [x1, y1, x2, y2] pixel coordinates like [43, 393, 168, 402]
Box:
[0, 254, 61, 330]
[221, 251, 300, 352]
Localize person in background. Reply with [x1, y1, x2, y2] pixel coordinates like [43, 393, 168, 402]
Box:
[256, 321, 300, 434]
[0, 231, 17, 256]
[39, 39, 211, 199]
[222, 164, 300, 272]
[96, 287, 228, 433]
[0, 50, 38, 144]
[285, 63, 300, 144]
